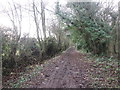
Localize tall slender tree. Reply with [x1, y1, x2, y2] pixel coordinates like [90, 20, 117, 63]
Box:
[118, 2, 120, 60]
[32, 0, 44, 59]
[5, 2, 22, 69]
[0, 29, 2, 88]
[41, 0, 46, 39]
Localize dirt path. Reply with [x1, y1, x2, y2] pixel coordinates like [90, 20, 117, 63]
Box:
[19, 47, 92, 88]
[3, 47, 119, 88]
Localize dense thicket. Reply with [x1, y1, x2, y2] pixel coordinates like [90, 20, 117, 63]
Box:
[0, 0, 71, 76]
[1, 26, 69, 76]
[55, 2, 118, 57]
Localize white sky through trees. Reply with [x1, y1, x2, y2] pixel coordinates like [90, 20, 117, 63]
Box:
[0, 0, 119, 37]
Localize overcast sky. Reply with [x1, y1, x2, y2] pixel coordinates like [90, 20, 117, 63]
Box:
[0, 0, 61, 37]
[0, 0, 119, 37]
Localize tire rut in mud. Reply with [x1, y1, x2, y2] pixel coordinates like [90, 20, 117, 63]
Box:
[21, 47, 92, 88]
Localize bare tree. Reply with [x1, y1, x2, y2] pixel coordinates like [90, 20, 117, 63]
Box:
[32, 0, 47, 56]
[41, 0, 46, 39]
[32, 0, 42, 52]
[118, 2, 120, 60]
[0, 29, 2, 89]
[4, 2, 22, 70]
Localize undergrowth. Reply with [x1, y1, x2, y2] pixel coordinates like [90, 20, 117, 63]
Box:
[88, 55, 119, 88]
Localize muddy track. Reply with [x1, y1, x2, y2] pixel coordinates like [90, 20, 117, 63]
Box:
[21, 47, 92, 88]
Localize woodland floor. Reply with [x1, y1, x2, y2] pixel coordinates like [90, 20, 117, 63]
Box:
[3, 47, 119, 88]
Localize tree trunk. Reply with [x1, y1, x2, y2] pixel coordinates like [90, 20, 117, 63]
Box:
[118, 2, 120, 60]
[0, 31, 2, 88]
[33, 1, 42, 59]
[41, 0, 46, 39]
[41, 0, 46, 55]
[117, 2, 120, 85]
